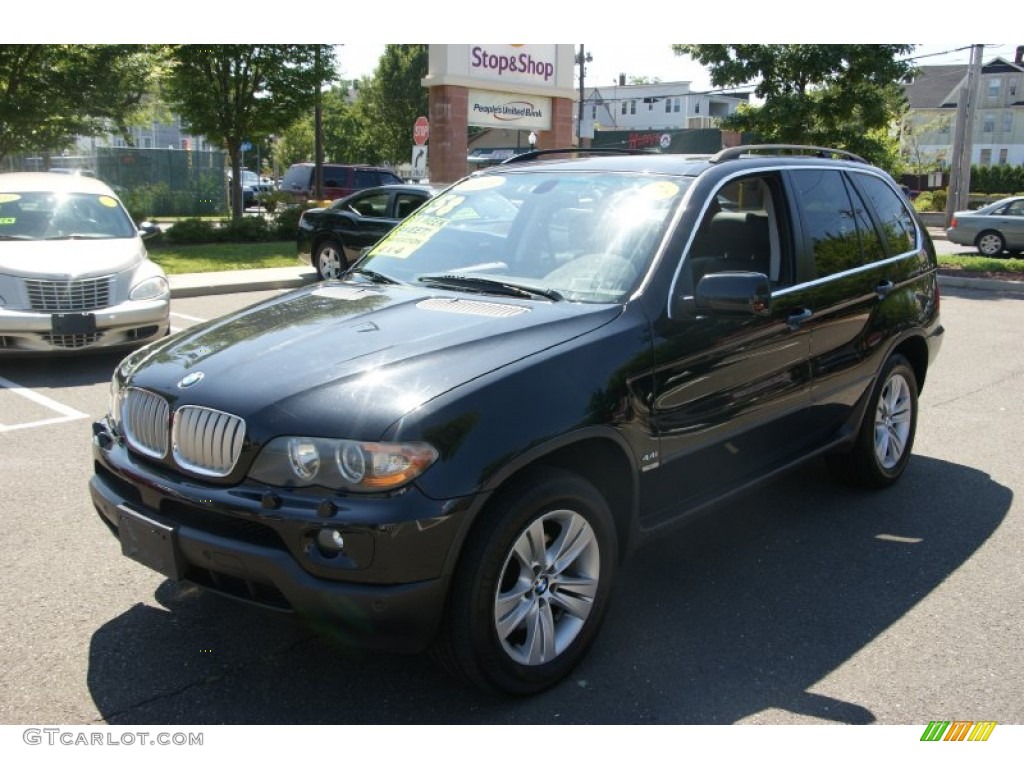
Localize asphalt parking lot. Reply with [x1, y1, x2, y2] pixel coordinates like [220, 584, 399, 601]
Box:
[0, 285, 1022, 728]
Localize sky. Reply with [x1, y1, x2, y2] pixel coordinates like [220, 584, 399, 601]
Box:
[338, 43, 1023, 94]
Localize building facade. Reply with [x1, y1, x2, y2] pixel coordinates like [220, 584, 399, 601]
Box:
[578, 79, 749, 140]
[901, 49, 1024, 171]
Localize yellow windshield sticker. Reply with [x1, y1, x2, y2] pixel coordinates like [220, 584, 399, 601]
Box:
[0, 217, 15, 225]
[98, 195, 118, 208]
[641, 181, 680, 201]
[457, 176, 506, 192]
[420, 195, 465, 218]
[374, 215, 448, 260]
[0, 193, 21, 204]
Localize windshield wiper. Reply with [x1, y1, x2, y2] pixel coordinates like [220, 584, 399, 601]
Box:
[419, 274, 563, 301]
[348, 267, 402, 285]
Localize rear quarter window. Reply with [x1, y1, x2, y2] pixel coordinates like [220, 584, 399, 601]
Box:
[791, 169, 884, 278]
[853, 174, 917, 256]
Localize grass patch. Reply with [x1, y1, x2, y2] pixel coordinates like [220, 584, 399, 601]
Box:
[148, 241, 298, 274]
[937, 254, 1024, 274]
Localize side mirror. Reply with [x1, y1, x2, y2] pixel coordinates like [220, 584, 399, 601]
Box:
[692, 271, 771, 317]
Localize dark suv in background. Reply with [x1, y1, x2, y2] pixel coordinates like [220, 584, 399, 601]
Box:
[280, 162, 404, 202]
[91, 145, 943, 696]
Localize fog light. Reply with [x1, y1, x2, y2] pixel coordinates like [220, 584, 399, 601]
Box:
[316, 528, 346, 556]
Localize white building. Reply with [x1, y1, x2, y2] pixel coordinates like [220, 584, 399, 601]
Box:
[578, 79, 750, 140]
[901, 49, 1024, 170]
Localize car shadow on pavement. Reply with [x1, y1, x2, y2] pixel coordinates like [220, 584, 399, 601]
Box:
[86, 455, 1010, 724]
[0, 350, 126, 387]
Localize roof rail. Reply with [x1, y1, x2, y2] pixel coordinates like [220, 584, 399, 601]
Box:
[500, 147, 656, 165]
[710, 144, 868, 164]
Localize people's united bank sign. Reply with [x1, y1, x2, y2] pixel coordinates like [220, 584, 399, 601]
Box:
[469, 90, 551, 131]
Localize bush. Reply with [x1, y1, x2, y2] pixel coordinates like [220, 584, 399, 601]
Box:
[221, 216, 272, 242]
[913, 189, 947, 213]
[259, 190, 292, 214]
[272, 203, 317, 240]
[163, 218, 220, 244]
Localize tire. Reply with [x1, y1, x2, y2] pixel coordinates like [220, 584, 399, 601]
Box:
[315, 238, 346, 280]
[828, 354, 919, 488]
[432, 467, 617, 695]
[976, 230, 1005, 257]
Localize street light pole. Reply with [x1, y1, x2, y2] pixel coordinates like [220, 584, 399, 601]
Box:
[576, 45, 592, 147]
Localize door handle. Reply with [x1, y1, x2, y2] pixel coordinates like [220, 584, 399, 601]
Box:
[875, 280, 895, 299]
[787, 308, 812, 330]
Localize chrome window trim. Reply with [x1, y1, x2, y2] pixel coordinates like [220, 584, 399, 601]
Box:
[665, 163, 922, 319]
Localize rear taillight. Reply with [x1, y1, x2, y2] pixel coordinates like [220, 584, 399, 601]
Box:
[950, 217, 957, 229]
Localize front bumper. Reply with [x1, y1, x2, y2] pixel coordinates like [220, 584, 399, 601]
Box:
[90, 421, 465, 653]
[0, 298, 169, 353]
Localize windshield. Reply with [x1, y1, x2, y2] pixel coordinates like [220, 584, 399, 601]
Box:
[355, 171, 691, 303]
[0, 191, 137, 241]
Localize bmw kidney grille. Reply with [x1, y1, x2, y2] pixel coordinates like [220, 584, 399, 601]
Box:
[121, 389, 245, 477]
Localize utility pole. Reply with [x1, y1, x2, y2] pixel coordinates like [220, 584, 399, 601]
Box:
[945, 44, 984, 227]
[314, 46, 324, 200]
[576, 45, 592, 147]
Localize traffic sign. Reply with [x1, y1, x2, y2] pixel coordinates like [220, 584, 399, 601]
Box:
[413, 116, 429, 146]
[411, 146, 428, 178]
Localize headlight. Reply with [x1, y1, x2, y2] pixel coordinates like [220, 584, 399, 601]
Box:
[249, 436, 438, 493]
[129, 275, 169, 301]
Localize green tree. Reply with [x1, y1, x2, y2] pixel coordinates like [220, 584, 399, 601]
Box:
[323, 84, 373, 164]
[0, 44, 163, 165]
[674, 45, 915, 172]
[164, 44, 337, 217]
[355, 45, 429, 166]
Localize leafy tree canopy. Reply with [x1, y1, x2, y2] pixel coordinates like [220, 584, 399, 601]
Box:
[674, 44, 915, 172]
[0, 44, 163, 164]
[354, 45, 429, 166]
[164, 44, 336, 217]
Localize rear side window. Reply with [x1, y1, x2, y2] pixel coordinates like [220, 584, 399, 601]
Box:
[791, 169, 884, 278]
[323, 166, 350, 186]
[853, 174, 917, 256]
[354, 169, 379, 188]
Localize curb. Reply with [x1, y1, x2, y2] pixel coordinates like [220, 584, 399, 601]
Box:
[168, 269, 317, 299]
[937, 274, 1024, 294]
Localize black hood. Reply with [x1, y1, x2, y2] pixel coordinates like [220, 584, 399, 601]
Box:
[122, 283, 620, 439]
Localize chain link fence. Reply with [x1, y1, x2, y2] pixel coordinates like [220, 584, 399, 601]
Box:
[3, 148, 229, 218]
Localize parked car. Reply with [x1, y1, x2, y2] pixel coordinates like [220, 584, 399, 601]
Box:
[945, 196, 1024, 256]
[280, 162, 404, 203]
[0, 172, 169, 353]
[297, 184, 441, 279]
[230, 169, 275, 209]
[91, 146, 943, 694]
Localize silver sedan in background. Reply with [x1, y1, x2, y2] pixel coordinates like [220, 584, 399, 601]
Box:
[945, 196, 1024, 256]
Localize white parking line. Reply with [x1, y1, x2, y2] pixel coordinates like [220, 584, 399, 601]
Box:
[170, 311, 208, 323]
[0, 374, 89, 433]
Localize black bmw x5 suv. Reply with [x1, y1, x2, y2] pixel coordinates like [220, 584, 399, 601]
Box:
[91, 145, 944, 695]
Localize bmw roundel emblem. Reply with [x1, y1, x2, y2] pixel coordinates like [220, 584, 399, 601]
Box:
[177, 371, 205, 389]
